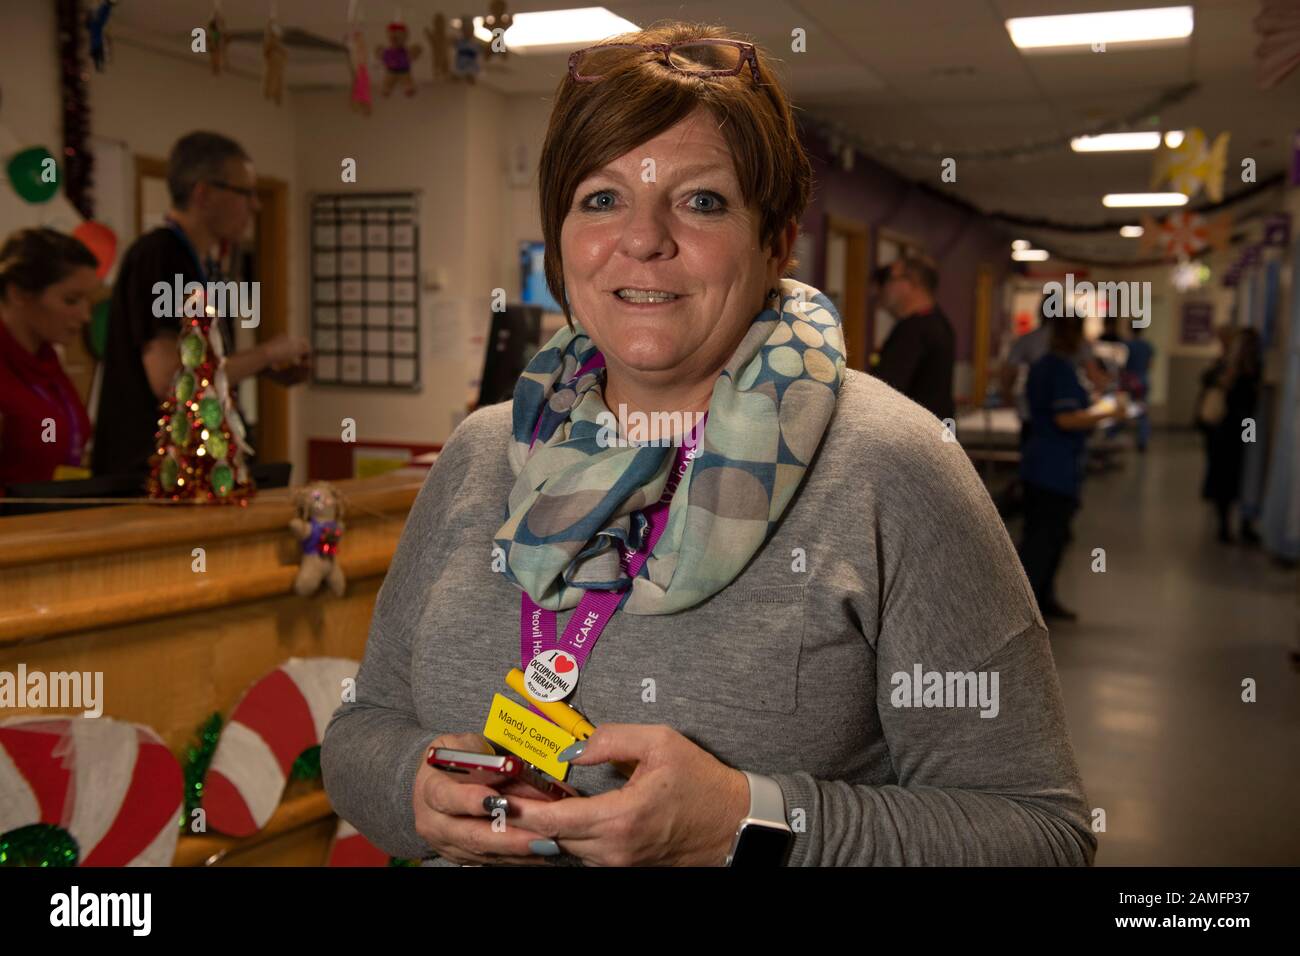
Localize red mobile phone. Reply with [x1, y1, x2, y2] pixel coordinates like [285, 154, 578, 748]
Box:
[427, 747, 578, 799]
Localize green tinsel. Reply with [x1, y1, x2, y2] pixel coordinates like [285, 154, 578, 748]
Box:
[0, 823, 79, 867]
[179, 712, 223, 832]
[291, 745, 321, 781]
[388, 857, 418, 866]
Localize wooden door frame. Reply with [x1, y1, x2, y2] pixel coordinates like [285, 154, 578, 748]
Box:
[253, 175, 289, 463]
[971, 263, 994, 410]
[132, 157, 290, 462]
[825, 214, 870, 371]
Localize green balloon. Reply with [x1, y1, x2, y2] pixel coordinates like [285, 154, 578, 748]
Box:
[6, 147, 59, 204]
[199, 396, 223, 429]
[205, 431, 228, 460]
[175, 372, 195, 404]
[160, 455, 178, 490]
[211, 463, 234, 497]
[180, 332, 206, 369]
[169, 412, 190, 445]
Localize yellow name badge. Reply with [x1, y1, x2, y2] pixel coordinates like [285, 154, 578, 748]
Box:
[52, 465, 92, 481]
[482, 693, 576, 782]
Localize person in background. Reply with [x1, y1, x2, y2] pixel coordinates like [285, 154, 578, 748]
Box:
[92, 130, 311, 479]
[1001, 304, 1108, 443]
[0, 228, 99, 489]
[1198, 326, 1262, 544]
[1123, 324, 1155, 452]
[995, 301, 1108, 517]
[871, 255, 955, 421]
[1097, 314, 1123, 344]
[1018, 313, 1126, 622]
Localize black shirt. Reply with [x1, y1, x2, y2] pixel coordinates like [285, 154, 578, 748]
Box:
[91, 227, 232, 477]
[874, 306, 956, 421]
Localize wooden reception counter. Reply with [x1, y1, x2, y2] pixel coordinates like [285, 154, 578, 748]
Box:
[0, 469, 427, 866]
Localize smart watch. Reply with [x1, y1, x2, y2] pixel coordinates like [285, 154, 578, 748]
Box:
[726, 771, 794, 866]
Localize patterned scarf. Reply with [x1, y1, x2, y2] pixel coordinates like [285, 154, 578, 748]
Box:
[495, 277, 847, 616]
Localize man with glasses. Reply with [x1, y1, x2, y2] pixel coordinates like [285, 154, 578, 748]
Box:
[93, 131, 310, 479]
[870, 255, 955, 422]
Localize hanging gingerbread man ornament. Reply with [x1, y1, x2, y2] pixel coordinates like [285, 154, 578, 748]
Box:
[377, 21, 422, 96]
[207, 1, 229, 75]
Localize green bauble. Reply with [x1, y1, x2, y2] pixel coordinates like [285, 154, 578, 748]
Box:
[6, 147, 59, 204]
[175, 371, 195, 404]
[169, 412, 190, 445]
[160, 455, 179, 490]
[180, 332, 206, 369]
[204, 431, 228, 460]
[0, 823, 79, 867]
[211, 462, 234, 497]
[199, 396, 223, 429]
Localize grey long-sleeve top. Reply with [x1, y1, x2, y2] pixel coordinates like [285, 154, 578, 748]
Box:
[321, 368, 1097, 866]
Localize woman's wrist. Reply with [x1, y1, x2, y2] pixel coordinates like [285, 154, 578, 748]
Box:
[717, 767, 751, 864]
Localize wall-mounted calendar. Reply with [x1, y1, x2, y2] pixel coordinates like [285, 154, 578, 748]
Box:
[310, 192, 420, 389]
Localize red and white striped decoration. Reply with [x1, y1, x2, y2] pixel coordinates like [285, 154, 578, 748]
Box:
[0, 716, 183, 866]
[327, 818, 391, 866]
[202, 657, 357, 836]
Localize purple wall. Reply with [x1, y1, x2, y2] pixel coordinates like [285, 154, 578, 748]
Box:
[800, 127, 1012, 364]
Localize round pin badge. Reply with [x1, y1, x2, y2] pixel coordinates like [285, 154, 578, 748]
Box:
[524, 650, 580, 703]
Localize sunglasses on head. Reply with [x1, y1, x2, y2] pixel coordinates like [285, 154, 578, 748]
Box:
[568, 39, 761, 84]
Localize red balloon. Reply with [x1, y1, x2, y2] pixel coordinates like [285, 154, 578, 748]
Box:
[72, 220, 117, 279]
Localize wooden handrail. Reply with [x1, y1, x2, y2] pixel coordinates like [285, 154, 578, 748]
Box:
[0, 470, 424, 569]
[173, 789, 335, 866]
[0, 547, 395, 645]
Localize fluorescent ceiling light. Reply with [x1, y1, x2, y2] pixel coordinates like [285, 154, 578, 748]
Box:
[1071, 132, 1162, 152]
[1119, 225, 1145, 238]
[1006, 6, 1193, 52]
[1012, 249, 1050, 261]
[1012, 239, 1030, 251]
[1103, 192, 1188, 207]
[472, 7, 639, 53]
[1164, 130, 1185, 148]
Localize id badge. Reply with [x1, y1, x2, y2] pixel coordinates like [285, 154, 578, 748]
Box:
[482, 693, 576, 781]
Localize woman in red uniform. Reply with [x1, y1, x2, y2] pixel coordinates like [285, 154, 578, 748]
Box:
[0, 228, 99, 489]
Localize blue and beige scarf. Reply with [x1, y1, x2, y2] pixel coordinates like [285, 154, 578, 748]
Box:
[495, 277, 847, 615]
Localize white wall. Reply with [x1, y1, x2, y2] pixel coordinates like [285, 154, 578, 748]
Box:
[501, 96, 551, 294]
[0, 3, 61, 153]
[292, 81, 511, 452]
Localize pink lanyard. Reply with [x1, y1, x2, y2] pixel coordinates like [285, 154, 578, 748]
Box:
[28, 379, 83, 467]
[517, 353, 705, 718]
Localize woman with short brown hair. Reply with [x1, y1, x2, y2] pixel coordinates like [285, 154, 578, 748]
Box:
[323, 22, 1095, 867]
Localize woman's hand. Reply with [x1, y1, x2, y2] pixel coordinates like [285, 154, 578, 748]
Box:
[411, 732, 558, 866]
[507, 724, 751, 867]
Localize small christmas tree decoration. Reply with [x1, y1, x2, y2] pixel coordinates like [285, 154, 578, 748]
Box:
[148, 291, 255, 503]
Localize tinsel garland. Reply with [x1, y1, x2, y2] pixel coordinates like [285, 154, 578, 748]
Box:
[56, 0, 94, 219]
[291, 744, 321, 781]
[0, 823, 79, 867]
[180, 712, 223, 831]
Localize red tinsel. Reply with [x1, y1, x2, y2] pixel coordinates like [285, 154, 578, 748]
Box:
[57, 0, 93, 219]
